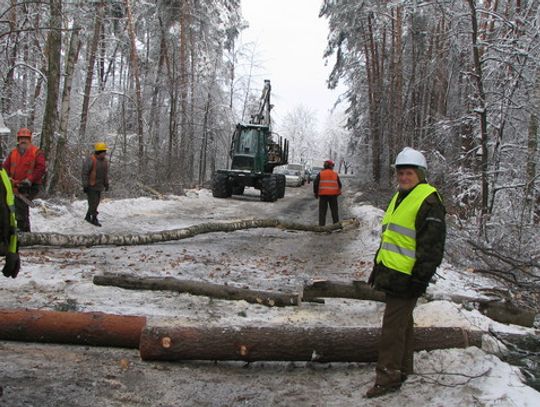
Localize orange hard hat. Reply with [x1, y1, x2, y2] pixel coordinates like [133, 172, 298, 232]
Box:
[16, 127, 32, 139]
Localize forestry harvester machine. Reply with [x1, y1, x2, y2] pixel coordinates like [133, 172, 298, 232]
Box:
[212, 80, 289, 202]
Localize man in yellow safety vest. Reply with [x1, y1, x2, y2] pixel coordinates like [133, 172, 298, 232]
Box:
[0, 167, 20, 278]
[365, 147, 446, 398]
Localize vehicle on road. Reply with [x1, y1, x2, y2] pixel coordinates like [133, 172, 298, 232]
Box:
[212, 80, 288, 202]
[286, 163, 306, 185]
[309, 166, 323, 182]
[283, 169, 304, 187]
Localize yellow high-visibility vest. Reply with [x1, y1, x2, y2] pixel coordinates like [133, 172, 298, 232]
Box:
[376, 184, 438, 275]
[0, 168, 18, 253]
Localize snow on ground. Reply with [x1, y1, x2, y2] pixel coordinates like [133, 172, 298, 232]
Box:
[2, 187, 539, 406]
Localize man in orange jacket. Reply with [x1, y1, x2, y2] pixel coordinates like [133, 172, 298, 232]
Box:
[2, 128, 46, 232]
[313, 159, 342, 226]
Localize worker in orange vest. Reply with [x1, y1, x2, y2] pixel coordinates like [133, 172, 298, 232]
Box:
[313, 159, 342, 226]
[81, 142, 109, 227]
[2, 128, 47, 232]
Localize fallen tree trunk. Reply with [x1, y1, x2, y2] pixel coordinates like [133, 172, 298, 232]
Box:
[302, 280, 386, 303]
[426, 293, 538, 328]
[0, 308, 146, 348]
[93, 272, 301, 307]
[19, 218, 358, 248]
[139, 325, 483, 362]
[305, 281, 537, 328]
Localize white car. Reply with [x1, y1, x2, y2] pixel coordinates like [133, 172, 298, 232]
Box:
[284, 169, 304, 187]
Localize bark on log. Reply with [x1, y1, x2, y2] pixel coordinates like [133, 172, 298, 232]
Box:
[302, 280, 386, 303]
[19, 218, 358, 248]
[0, 308, 146, 348]
[426, 293, 538, 328]
[306, 281, 537, 328]
[93, 272, 301, 307]
[139, 325, 483, 362]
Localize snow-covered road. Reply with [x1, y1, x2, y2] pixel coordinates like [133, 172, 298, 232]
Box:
[1, 180, 538, 406]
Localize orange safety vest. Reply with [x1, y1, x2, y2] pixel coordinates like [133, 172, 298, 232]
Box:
[88, 155, 98, 186]
[8, 145, 40, 183]
[318, 169, 341, 196]
[88, 155, 109, 187]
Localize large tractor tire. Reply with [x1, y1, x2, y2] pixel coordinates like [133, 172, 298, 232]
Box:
[260, 176, 278, 202]
[212, 173, 232, 198]
[232, 185, 245, 195]
[275, 174, 286, 199]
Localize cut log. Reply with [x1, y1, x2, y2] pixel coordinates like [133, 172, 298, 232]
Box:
[139, 325, 483, 362]
[427, 293, 538, 328]
[0, 308, 146, 348]
[306, 281, 538, 328]
[302, 280, 386, 303]
[19, 218, 358, 248]
[477, 301, 537, 328]
[93, 272, 301, 307]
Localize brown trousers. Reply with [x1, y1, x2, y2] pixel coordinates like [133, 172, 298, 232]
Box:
[375, 295, 418, 386]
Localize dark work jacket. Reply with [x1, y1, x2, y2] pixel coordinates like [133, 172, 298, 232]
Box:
[81, 155, 109, 192]
[371, 183, 446, 298]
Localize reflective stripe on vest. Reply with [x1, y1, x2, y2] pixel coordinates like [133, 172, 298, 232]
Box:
[0, 169, 18, 253]
[318, 169, 341, 195]
[375, 184, 438, 275]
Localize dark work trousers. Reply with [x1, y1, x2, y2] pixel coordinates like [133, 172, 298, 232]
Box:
[318, 195, 339, 226]
[375, 295, 418, 386]
[15, 185, 39, 232]
[86, 189, 102, 217]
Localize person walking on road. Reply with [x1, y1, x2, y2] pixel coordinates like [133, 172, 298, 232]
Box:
[365, 147, 446, 398]
[82, 142, 109, 227]
[2, 127, 46, 232]
[313, 159, 342, 226]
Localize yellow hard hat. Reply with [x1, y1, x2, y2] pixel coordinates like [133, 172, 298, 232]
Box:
[94, 142, 108, 152]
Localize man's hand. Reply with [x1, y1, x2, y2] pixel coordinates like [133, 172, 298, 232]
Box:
[19, 178, 32, 187]
[314, 194, 318, 199]
[2, 252, 21, 278]
[409, 279, 428, 297]
[367, 267, 376, 287]
[105, 185, 109, 191]
[83, 186, 89, 193]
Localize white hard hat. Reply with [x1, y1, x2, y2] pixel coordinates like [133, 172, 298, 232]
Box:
[395, 147, 427, 169]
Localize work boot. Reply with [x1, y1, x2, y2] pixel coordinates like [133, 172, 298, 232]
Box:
[364, 383, 401, 399]
[84, 213, 92, 224]
[91, 215, 102, 227]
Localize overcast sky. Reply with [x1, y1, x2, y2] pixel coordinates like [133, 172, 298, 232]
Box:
[239, 0, 342, 132]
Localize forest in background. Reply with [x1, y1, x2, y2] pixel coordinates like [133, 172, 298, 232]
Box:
[0, 0, 245, 194]
[321, 0, 539, 310]
[0, 1, 538, 307]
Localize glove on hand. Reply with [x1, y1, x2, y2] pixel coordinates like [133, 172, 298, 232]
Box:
[314, 194, 319, 199]
[409, 279, 428, 297]
[83, 186, 89, 193]
[367, 270, 375, 287]
[105, 185, 109, 192]
[20, 178, 32, 187]
[2, 252, 21, 278]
